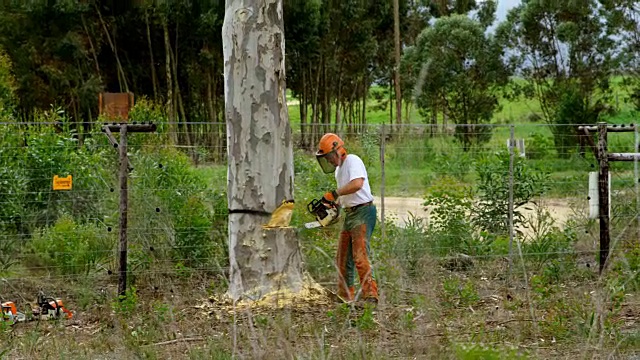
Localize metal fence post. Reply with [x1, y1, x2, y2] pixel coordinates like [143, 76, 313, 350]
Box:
[633, 124, 640, 239]
[380, 123, 386, 242]
[508, 125, 515, 272]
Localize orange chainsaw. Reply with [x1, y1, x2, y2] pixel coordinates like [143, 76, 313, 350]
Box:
[305, 198, 340, 229]
[1, 292, 72, 324]
[32, 293, 73, 320]
[1, 301, 26, 324]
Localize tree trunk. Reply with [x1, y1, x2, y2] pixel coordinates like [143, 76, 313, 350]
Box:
[335, 70, 342, 134]
[163, 18, 177, 144]
[393, 0, 402, 131]
[206, 68, 215, 147]
[145, 8, 159, 100]
[431, 101, 437, 136]
[321, 55, 329, 135]
[362, 75, 367, 128]
[96, 4, 128, 92]
[81, 14, 101, 81]
[389, 78, 394, 135]
[300, 69, 307, 148]
[222, 0, 302, 301]
[312, 61, 321, 148]
[170, 47, 193, 157]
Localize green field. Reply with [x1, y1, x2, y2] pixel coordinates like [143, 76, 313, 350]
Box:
[1, 83, 638, 360]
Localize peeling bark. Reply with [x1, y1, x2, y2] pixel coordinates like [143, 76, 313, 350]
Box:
[222, 0, 300, 301]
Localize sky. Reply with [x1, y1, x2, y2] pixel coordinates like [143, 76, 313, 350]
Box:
[496, 0, 521, 21]
[487, 0, 521, 33]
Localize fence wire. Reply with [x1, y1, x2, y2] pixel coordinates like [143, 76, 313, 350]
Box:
[0, 121, 638, 303]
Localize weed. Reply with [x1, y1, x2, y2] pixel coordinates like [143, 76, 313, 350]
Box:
[424, 177, 475, 257]
[453, 342, 528, 359]
[27, 215, 114, 275]
[355, 304, 376, 330]
[402, 308, 416, 330]
[442, 277, 480, 308]
[526, 132, 555, 159]
[188, 342, 233, 360]
[113, 287, 139, 318]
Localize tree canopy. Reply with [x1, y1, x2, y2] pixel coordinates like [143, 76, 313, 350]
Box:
[0, 0, 635, 157]
[406, 14, 510, 150]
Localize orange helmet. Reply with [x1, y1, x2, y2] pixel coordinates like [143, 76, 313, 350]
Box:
[316, 133, 347, 173]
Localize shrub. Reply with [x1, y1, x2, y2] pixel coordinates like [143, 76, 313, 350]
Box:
[472, 151, 549, 236]
[28, 215, 114, 275]
[386, 212, 429, 277]
[432, 147, 472, 181]
[0, 47, 16, 115]
[129, 148, 224, 269]
[0, 123, 113, 235]
[526, 132, 554, 159]
[423, 177, 476, 256]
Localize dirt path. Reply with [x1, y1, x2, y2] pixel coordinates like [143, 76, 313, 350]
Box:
[373, 196, 429, 226]
[373, 196, 576, 235]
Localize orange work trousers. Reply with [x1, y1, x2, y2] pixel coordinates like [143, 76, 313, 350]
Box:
[336, 203, 378, 301]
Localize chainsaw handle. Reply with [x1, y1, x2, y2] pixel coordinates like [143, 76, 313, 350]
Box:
[307, 199, 321, 213]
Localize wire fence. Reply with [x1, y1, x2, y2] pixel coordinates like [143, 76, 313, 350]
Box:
[0, 121, 639, 303]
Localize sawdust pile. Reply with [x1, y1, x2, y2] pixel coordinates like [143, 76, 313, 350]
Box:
[198, 280, 341, 317]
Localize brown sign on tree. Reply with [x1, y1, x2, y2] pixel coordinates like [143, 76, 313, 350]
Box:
[99, 92, 134, 121]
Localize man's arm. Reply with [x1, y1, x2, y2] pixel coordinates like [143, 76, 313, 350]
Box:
[337, 177, 364, 196]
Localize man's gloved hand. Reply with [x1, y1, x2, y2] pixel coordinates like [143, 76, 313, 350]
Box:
[322, 190, 339, 203]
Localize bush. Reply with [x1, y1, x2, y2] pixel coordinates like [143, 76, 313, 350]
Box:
[387, 212, 429, 277]
[0, 47, 16, 115]
[472, 151, 549, 236]
[130, 148, 224, 269]
[28, 215, 114, 275]
[423, 177, 476, 256]
[432, 147, 472, 181]
[0, 123, 113, 236]
[0, 125, 28, 236]
[526, 132, 554, 159]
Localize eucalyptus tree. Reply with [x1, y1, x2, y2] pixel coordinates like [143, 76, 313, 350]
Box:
[407, 15, 510, 150]
[223, 0, 301, 301]
[496, 0, 620, 157]
[599, 0, 640, 110]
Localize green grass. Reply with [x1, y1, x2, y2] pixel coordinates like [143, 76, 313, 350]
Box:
[287, 77, 636, 128]
[221, 79, 640, 199]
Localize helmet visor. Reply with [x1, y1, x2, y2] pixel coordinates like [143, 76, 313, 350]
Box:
[316, 151, 337, 173]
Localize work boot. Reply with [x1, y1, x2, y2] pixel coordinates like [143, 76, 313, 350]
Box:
[337, 286, 355, 303]
[354, 296, 378, 311]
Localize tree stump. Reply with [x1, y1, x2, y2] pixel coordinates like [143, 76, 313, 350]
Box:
[228, 215, 303, 300]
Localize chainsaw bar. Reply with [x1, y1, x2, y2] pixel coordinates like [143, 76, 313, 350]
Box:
[304, 221, 322, 229]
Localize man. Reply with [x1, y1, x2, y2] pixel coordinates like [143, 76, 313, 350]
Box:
[315, 133, 378, 304]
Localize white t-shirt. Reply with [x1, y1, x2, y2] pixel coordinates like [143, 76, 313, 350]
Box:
[335, 154, 374, 208]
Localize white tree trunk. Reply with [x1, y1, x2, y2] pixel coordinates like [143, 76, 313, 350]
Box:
[222, 0, 301, 301]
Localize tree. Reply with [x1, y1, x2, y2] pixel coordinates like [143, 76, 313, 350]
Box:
[393, 0, 402, 130]
[0, 46, 15, 115]
[599, 0, 640, 111]
[222, 0, 303, 301]
[496, 0, 619, 157]
[407, 15, 510, 150]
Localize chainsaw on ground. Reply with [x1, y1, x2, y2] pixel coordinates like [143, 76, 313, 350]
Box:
[1, 301, 26, 324]
[32, 292, 73, 320]
[305, 198, 340, 229]
[1, 292, 72, 324]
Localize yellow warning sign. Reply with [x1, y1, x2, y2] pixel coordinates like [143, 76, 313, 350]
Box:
[53, 175, 72, 191]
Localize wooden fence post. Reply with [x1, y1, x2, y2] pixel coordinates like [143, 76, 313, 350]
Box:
[118, 124, 128, 297]
[597, 122, 610, 273]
